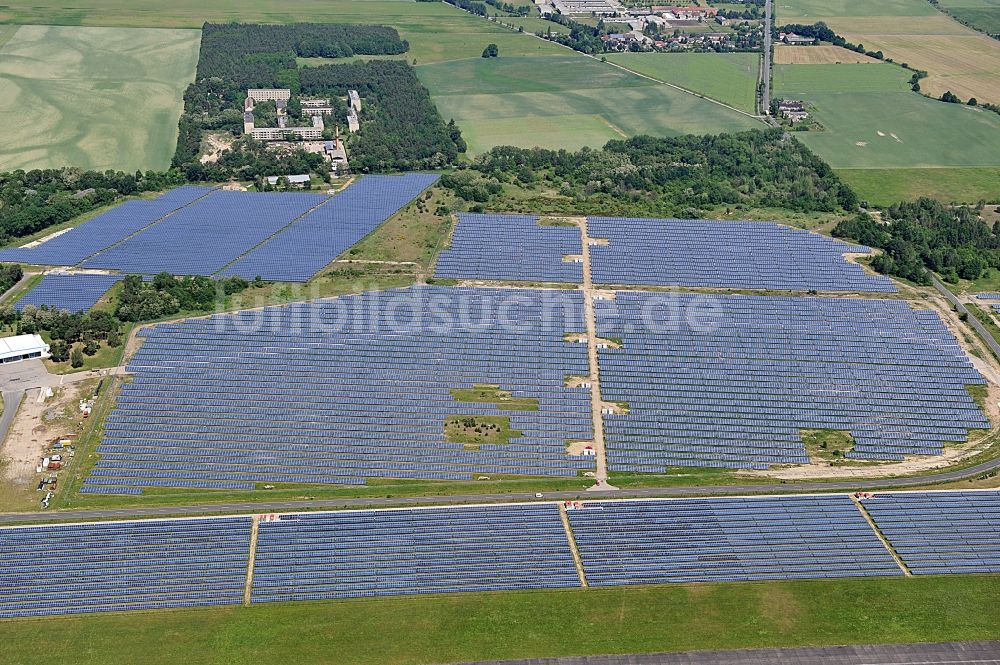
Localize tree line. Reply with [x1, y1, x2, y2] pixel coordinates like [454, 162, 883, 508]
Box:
[0, 169, 184, 245]
[832, 199, 1000, 285]
[445, 129, 858, 216]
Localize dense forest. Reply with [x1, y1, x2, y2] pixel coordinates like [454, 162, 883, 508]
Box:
[444, 129, 858, 216]
[173, 23, 463, 175]
[0, 169, 184, 244]
[115, 273, 251, 322]
[832, 199, 1000, 285]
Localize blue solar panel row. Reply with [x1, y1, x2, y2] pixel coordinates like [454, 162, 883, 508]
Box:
[863, 491, 1000, 575]
[434, 213, 584, 284]
[0, 187, 214, 267]
[976, 293, 1000, 299]
[87, 286, 595, 491]
[82, 191, 328, 276]
[587, 217, 897, 292]
[221, 174, 439, 282]
[251, 504, 580, 602]
[4, 491, 1000, 617]
[568, 496, 903, 584]
[15, 273, 122, 312]
[0, 517, 251, 618]
[596, 292, 987, 469]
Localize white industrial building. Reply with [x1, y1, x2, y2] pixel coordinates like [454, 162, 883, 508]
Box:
[0, 334, 50, 364]
[247, 88, 292, 102]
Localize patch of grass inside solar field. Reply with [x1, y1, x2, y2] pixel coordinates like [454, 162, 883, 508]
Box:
[4, 574, 1000, 664]
[451, 385, 539, 411]
[445, 415, 522, 449]
[801, 429, 855, 462]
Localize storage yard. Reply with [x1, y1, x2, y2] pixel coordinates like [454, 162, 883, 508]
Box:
[2, 490, 1000, 618]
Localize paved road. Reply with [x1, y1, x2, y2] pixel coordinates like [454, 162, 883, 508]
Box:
[0, 389, 23, 449]
[456, 641, 1000, 665]
[933, 276, 1000, 358]
[761, 0, 772, 112]
[5, 448, 1000, 524]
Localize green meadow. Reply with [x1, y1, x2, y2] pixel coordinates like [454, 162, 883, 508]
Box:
[1, 575, 1000, 665]
[773, 63, 1000, 168]
[419, 55, 760, 154]
[605, 52, 761, 113]
[0, 24, 199, 172]
[837, 167, 1000, 205]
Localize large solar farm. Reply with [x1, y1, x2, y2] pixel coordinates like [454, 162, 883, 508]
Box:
[3, 178, 1000, 657]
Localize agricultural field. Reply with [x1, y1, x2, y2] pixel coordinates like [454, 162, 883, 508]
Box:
[773, 44, 880, 64]
[419, 56, 760, 154]
[604, 52, 760, 113]
[0, 0, 566, 65]
[0, 24, 199, 172]
[1, 575, 1000, 665]
[776, 0, 1000, 103]
[836, 167, 1000, 206]
[773, 63, 1000, 168]
[939, 0, 1000, 34]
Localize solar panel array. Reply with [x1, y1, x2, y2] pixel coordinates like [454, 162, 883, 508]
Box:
[0, 517, 251, 618]
[976, 293, 1000, 299]
[15, 273, 122, 312]
[88, 287, 594, 491]
[864, 491, 1000, 574]
[251, 504, 580, 602]
[0, 186, 213, 266]
[587, 217, 897, 292]
[6, 491, 1000, 618]
[221, 174, 439, 282]
[82, 191, 328, 276]
[596, 293, 987, 470]
[569, 496, 902, 584]
[434, 214, 584, 283]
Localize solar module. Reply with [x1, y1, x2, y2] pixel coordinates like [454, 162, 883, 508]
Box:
[221, 174, 439, 282]
[86, 286, 595, 490]
[587, 217, 897, 292]
[596, 292, 987, 469]
[569, 496, 903, 584]
[15, 273, 122, 312]
[864, 491, 1000, 574]
[434, 213, 584, 284]
[0, 517, 251, 618]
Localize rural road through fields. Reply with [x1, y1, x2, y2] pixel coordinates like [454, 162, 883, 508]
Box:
[457, 641, 1000, 665]
[761, 0, 772, 112]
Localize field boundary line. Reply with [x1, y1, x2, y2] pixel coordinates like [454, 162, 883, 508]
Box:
[558, 503, 588, 587]
[851, 495, 911, 576]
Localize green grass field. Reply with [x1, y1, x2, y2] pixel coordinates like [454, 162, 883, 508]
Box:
[775, 0, 938, 19]
[2, 575, 1000, 664]
[773, 63, 1000, 168]
[939, 0, 1000, 33]
[604, 52, 760, 113]
[836, 167, 1000, 205]
[0, 25, 199, 172]
[419, 55, 760, 154]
